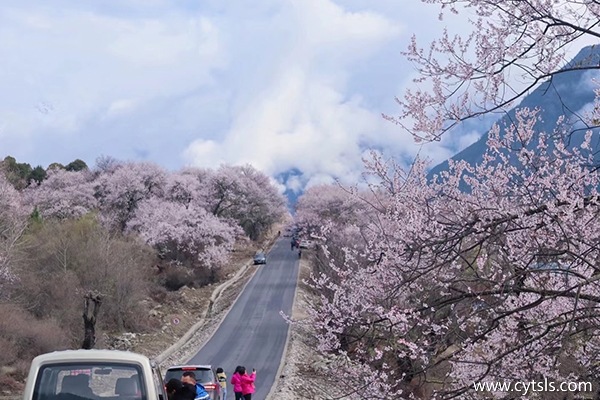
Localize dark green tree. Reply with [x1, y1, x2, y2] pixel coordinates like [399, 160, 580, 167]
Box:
[15, 162, 32, 179]
[2, 156, 32, 189]
[28, 165, 47, 185]
[47, 162, 65, 171]
[65, 159, 88, 172]
[2, 156, 16, 167]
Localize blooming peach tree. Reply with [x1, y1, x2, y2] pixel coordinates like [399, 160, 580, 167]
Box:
[388, 0, 600, 141]
[207, 165, 287, 240]
[299, 108, 600, 398]
[0, 173, 26, 294]
[93, 161, 168, 232]
[126, 197, 241, 271]
[165, 168, 212, 210]
[295, 184, 368, 236]
[22, 168, 98, 219]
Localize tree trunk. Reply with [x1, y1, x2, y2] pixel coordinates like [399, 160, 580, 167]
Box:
[82, 291, 102, 349]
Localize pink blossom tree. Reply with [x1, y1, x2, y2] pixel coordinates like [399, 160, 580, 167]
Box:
[294, 183, 379, 276]
[94, 161, 168, 232]
[165, 167, 212, 210]
[0, 172, 26, 296]
[22, 169, 98, 219]
[93, 155, 122, 175]
[299, 109, 600, 398]
[295, 184, 366, 235]
[207, 165, 287, 240]
[387, 0, 600, 141]
[126, 197, 241, 274]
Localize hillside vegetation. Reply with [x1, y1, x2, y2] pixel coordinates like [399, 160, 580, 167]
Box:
[0, 155, 287, 390]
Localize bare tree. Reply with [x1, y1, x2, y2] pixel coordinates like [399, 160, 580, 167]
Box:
[81, 291, 102, 350]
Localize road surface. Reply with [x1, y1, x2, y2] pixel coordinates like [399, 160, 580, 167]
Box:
[188, 238, 300, 399]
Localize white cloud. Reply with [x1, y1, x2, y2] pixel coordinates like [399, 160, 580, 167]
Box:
[0, 0, 485, 188]
[456, 130, 483, 151]
[184, 0, 407, 187]
[0, 4, 223, 142]
[106, 99, 138, 117]
[285, 175, 305, 194]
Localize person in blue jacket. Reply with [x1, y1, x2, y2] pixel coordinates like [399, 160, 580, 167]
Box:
[181, 371, 210, 400]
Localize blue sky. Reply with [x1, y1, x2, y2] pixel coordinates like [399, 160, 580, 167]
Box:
[0, 0, 538, 191]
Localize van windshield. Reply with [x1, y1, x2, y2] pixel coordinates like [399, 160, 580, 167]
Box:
[33, 363, 145, 400]
[164, 368, 214, 385]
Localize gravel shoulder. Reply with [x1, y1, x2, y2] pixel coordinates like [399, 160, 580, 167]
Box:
[267, 253, 358, 400]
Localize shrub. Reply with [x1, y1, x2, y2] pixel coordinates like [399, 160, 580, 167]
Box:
[0, 303, 69, 378]
[161, 265, 193, 291]
[13, 216, 156, 338]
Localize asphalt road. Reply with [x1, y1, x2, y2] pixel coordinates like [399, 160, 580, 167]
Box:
[188, 237, 300, 400]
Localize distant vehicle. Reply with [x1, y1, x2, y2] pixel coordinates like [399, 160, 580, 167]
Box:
[23, 349, 168, 400]
[253, 251, 267, 265]
[283, 225, 297, 237]
[164, 365, 221, 400]
[298, 239, 314, 249]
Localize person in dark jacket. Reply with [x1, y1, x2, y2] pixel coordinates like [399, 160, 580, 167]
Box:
[165, 378, 183, 400]
[174, 384, 197, 400]
[181, 371, 210, 400]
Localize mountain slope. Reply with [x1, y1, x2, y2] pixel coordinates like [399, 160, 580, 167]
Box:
[429, 45, 600, 177]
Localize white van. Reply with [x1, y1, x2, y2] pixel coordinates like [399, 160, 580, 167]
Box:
[22, 350, 168, 400]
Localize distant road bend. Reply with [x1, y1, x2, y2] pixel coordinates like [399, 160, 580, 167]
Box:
[188, 238, 300, 399]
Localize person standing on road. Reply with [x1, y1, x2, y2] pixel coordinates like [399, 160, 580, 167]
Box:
[181, 371, 210, 400]
[240, 367, 256, 400]
[230, 366, 244, 400]
[216, 367, 227, 400]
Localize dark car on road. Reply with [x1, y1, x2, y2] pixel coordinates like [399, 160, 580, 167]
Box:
[253, 251, 267, 265]
[164, 365, 221, 400]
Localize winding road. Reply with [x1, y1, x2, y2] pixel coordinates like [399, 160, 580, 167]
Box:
[188, 238, 300, 399]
